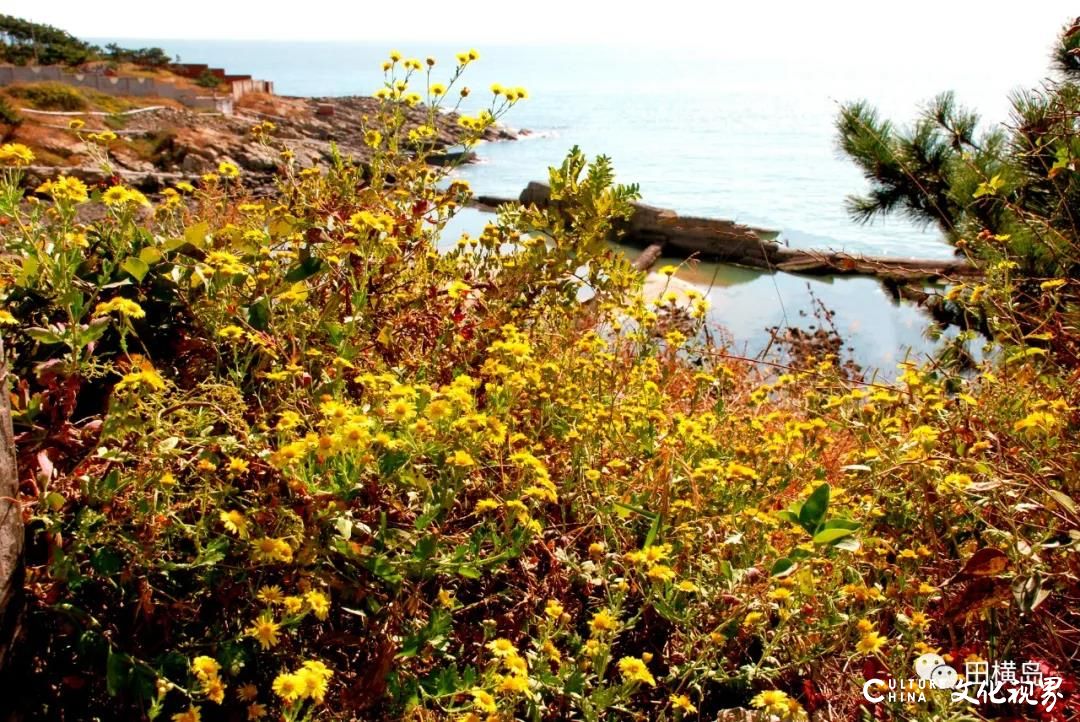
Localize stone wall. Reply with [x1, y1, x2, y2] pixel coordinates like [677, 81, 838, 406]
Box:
[0, 65, 234, 113]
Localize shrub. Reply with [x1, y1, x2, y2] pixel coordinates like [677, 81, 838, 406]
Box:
[0, 96, 21, 127]
[5, 82, 87, 112]
[0, 48, 1076, 722]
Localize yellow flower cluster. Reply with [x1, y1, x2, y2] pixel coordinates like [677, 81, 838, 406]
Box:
[102, 185, 150, 207]
[191, 655, 226, 704]
[93, 297, 145, 319]
[272, 660, 333, 704]
[0, 142, 34, 165]
[36, 175, 89, 204]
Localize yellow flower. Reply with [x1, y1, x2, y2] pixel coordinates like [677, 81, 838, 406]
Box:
[487, 638, 517, 657]
[475, 498, 500, 513]
[856, 630, 887, 655]
[385, 398, 416, 422]
[617, 656, 656, 686]
[283, 595, 304, 614]
[448, 449, 475, 467]
[226, 457, 249, 475]
[1014, 410, 1060, 435]
[94, 297, 146, 319]
[503, 653, 528, 676]
[429, 82, 447, 96]
[192, 656, 220, 680]
[305, 590, 330, 620]
[544, 600, 564, 619]
[496, 673, 530, 695]
[471, 688, 497, 713]
[0, 142, 34, 165]
[447, 280, 472, 299]
[171, 707, 201, 722]
[769, 587, 793, 602]
[203, 676, 225, 704]
[272, 673, 304, 703]
[647, 564, 677, 582]
[297, 660, 333, 702]
[219, 510, 250, 539]
[218, 161, 241, 178]
[246, 613, 282, 649]
[589, 609, 618, 635]
[363, 130, 382, 148]
[1040, 278, 1067, 291]
[670, 694, 697, 713]
[252, 537, 293, 563]
[102, 185, 149, 207]
[218, 325, 246, 341]
[237, 683, 259, 702]
[751, 690, 796, 716]
[0, 310, 16, 325]
[36, 175, 90, 204]
[257, 585, 284, 605]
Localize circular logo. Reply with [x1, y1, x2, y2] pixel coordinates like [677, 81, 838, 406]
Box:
[930, 664, 959, 690]
[914, 653, 946, 680]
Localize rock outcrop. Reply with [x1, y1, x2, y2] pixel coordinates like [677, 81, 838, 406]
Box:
[12, 95, 517, 193]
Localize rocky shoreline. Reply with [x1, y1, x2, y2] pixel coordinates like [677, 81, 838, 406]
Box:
[15, 94, 517, 192]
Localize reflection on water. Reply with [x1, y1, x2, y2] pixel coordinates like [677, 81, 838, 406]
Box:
[443, 208, 947, 377]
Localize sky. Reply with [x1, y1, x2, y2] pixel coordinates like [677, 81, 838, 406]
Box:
[5, 0, 1077, 64]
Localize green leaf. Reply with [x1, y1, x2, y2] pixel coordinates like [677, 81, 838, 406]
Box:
[121, 256, 150, 282]
[363, 554, 401, 585]
[1046, 489, 1077, 515]
[91, 547, 123, 575]
[812, 527, 856, 545]
[18, 255, 39, 286]
[456, 565, 482, 579]
[798, 483, 830, 534]
[247, 297, 270, 331]
[644, 508, 663, 549]
[771, 557, 797, 577]
[106, 649, 130, 696]
[973, 174, 1005, 198]
[138, 246, 163, 265]
[834, 537, 861, 552]
[79, 318, 110, 345]
[25, 327, 64, 345]
[285, 254, 325, 283]
[822, 518, 861, 531]
[184, 221, 210, 248]
[776, 509, 801, 526]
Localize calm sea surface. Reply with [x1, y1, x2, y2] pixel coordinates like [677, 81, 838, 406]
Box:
[94, 39, 1044, 373]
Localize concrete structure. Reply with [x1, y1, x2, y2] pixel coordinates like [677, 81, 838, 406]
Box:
[169, 63, 274, 101]
[0, 65, 245, 113]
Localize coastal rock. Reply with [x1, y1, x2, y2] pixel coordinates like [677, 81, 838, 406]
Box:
[16, 95, 518, 195]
